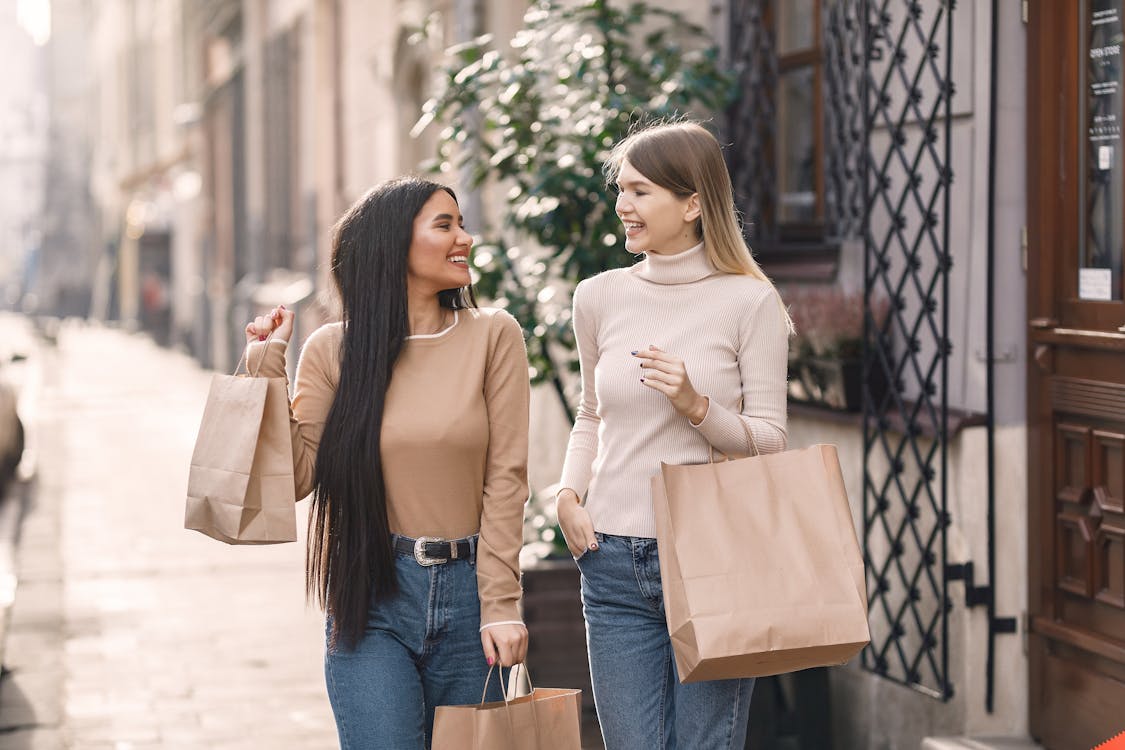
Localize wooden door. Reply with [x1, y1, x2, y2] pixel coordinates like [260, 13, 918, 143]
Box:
[1028, 2, 1125, 748]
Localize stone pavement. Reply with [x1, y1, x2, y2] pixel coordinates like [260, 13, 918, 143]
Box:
[0, 317, 606, 750]
[0, 318, 335, 749]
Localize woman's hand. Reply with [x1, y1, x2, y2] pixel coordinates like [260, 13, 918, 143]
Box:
[556, 488, 598, 558]
[634, 345, 709, 425]
[244, 305, 295, 344]
[481, 623, 528, 667]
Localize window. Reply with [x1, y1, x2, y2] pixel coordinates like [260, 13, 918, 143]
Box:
[728, 0, 837, 279]
[774, 1, 824, 231]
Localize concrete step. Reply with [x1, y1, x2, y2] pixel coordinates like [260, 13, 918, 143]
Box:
[922, 737, 1043, 750]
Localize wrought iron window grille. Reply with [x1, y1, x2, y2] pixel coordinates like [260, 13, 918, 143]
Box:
[728, 0, 1017, 707]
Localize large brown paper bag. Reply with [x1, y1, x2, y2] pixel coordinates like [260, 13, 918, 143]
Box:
[184, 369, 296, 544]
[652, 443, 869, 682]
[432, 666, 582, 750]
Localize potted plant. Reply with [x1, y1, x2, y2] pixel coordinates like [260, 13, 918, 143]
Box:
[783, 286, 890, 412]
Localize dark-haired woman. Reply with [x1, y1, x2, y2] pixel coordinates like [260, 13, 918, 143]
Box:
[244, 177, 530, 750]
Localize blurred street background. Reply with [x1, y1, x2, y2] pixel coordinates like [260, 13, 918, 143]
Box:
[0, 314, 335, 748]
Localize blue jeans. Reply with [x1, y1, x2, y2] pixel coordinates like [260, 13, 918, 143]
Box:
[324, 540, 502, 749]
[577, 533, 754, 750]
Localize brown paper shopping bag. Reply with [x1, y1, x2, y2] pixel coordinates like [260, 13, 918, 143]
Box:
[652, 442, 870, 683]
[432, 665, 582, 750]
[184, 344, 296, 544]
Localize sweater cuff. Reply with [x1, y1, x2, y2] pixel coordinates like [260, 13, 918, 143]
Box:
[480, 599, 522, 629]
[690, 398, 756, 458]
[245, 339, 288, 379]
[479, 620, 527, 633]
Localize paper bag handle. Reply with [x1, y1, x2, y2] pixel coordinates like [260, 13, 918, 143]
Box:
[233, 329, 277, 379]
[479, 662, 534, 704]
[479, 664, 540, 744]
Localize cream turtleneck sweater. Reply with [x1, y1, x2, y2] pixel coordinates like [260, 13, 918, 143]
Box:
[558, 243, 789, 538]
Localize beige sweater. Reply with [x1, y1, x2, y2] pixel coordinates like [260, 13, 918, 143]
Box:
[248, 307, 530, 627]
[559, 243, 789, 538]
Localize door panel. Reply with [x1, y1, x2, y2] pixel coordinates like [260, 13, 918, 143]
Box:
[1029, 2, 1125, 748]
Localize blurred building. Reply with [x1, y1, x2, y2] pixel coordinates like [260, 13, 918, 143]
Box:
[0, 1, 49, 311]
[34, 0, 1125, 748]
[61, 0, 561, 370]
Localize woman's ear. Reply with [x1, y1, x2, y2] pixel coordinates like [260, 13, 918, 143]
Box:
[684, 193, 701, 223]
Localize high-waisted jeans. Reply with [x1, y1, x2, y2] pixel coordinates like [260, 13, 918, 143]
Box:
[324, 543, 501, 749]
[577, 532, 754, 749]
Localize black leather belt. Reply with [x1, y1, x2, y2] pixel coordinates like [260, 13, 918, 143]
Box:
[393, 535, 477, 566]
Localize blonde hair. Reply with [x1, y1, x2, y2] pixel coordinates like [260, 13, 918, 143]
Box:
[605, 121, 793, 331]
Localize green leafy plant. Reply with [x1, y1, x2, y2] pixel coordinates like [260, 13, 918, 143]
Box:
[418, 0, 736, 420]
[519, 484, 571, 566]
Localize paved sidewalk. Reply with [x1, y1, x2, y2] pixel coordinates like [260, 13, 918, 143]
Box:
[0, 320, 335, 749]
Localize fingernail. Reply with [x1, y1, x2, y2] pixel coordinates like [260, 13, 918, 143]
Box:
[259, 335, 266, 341]
[487, 657, 494, 665]
[640, 378, 645, 382]
[279, 304, 286, 310]
[590, 543, 599, 551]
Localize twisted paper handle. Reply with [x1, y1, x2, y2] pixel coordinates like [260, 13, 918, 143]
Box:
[479, 663, 541, 745]
[233, 329, 277, 379]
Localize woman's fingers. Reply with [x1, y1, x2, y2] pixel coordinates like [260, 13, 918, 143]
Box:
[501, 630, 527, 666]
[640, 374, 674, 396]
[640, 369, 679, 386]
[633, 345, 672, 363]
[244, 305, 295, 343]
[638, 358, 679, 375]
[578, 513, 598, 552]
[559, 505, 598, 556]
[560, 516, 587, 557]
[482, 626, 528, 668]
[481, 630, 499, 665]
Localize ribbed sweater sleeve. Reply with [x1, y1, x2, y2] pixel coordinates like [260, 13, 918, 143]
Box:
[476, 312, 531, 626]
[247, 325, 340, 501]
[557, 278, 599, 500]
[691, 289, 789, 456]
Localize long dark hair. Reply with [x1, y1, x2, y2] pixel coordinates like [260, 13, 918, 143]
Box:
[310, 177, 476, 650]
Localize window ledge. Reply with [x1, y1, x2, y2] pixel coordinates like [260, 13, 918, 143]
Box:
[789, 399, 987, 440]
[753, 240, 841, 282]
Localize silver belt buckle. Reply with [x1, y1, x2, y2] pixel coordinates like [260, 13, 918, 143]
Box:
[413, 536, 445, 566]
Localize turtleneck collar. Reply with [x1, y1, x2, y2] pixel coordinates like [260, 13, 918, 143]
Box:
[629, 242, 717, 285]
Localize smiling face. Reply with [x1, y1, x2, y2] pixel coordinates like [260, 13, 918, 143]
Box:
[406, 189, 473, 297]
[614, 159, 701, 256]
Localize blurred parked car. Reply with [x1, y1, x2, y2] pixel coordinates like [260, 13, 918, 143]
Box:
[0, 354, 25, 490]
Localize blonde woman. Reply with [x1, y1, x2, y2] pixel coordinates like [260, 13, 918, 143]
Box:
[556, 122, 790, 749]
